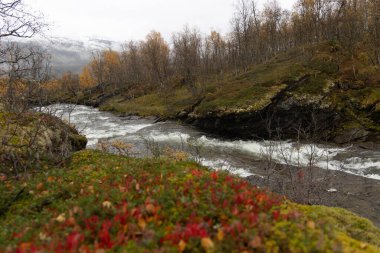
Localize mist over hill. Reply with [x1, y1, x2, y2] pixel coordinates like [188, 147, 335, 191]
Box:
[22, 37, 122, 76]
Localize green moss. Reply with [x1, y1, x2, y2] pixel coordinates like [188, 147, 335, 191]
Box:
[309, 53, 340, 75]
[297, 204, 380, 247]
[293, 74, 330, 95]
[100, 87, 197, 118]
[196, 84, 287, 115]
[69, 133, 88, 150]
[192, 58, 306, 115]
[358, 88, 380, 109]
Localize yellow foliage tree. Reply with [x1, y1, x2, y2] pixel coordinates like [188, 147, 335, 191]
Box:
[79, 66, 96, 89]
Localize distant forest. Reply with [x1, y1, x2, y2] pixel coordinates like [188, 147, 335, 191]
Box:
[63, 0, 380, 97]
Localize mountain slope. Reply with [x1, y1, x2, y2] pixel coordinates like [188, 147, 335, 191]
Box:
[21, 37, 121, 75]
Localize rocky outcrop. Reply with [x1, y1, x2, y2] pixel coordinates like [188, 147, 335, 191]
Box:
[0, 111, 87, 175]
[185, 75, 378, 144]
[188, 95, 342, 142]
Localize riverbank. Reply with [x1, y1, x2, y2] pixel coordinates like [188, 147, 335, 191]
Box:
[1, 150, 379, 252]
[36, 42, 380, 232]
[54, 43, 380, 149]
[41, 104, 380, 229]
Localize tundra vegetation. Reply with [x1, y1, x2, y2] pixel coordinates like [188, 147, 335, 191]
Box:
[0, 0, 380, 252]
[1, 150, 380, 252]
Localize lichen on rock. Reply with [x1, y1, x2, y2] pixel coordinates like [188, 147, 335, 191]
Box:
[0, 110, 87, 175]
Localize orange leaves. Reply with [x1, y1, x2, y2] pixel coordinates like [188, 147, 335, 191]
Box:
[103, 50, 121, 67]
[178, 239, 186, 252]
[79, 66, 96, 89]
[18, 242, 34, 253]
[89, 49, 122, 87]
[201, 237, 215, 251]
[210, 171, 219, 181]
[256, 192, 270, 204]
[47, 176, 55, 183]
[145, 203, 156, 214]
[190, 169, 203, 177]
[307, 220, 316, 230]
[216, 229, 224, 241]
[35, 182, 44, 191]
[138, 218, 147, 230]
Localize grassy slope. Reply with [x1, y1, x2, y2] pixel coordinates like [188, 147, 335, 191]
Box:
[100, 87, 198, 118]
[99, 53, 306, 118]
[0, 150, 379, 252]
[99, 43, 380, 134]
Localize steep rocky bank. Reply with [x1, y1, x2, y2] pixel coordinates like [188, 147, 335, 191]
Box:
[185, 76, 380, 146]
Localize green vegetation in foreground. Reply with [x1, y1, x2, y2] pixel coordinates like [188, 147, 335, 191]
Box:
[0, 150, 379, 252]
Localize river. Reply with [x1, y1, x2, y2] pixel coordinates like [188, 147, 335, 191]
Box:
[40, 104, 380, 181]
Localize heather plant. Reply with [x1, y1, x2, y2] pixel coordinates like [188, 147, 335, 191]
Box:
[0, 150, 378, 252]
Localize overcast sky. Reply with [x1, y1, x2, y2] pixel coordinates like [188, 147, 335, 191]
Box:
[24, 0, 296, 42]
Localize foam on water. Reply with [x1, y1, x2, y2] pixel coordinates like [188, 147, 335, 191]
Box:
[338, 157, 380, 179]
[199, 158, 255, 178]
[147, 131, 191, 143]
[145, 131, 380, 180]
[138, 130, 380, 180]
[39, 104, 153, 147]
[143, 131, 347, 178]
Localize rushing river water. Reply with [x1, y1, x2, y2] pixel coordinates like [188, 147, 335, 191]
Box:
[41, 104, 380, 180]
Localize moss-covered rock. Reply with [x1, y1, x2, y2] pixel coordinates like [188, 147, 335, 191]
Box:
[298, 205, 380, 247]
[0, 110, 87, 175]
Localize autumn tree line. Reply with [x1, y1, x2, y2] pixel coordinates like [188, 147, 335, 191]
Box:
[0, 0, 48, 112]
[60, 0, 380, 98]
[1, 0, 380, 109]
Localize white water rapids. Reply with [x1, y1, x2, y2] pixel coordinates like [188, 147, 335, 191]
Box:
[39, 104, 380, 180]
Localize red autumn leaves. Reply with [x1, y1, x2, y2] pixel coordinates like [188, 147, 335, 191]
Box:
[8, 161, 328, 252]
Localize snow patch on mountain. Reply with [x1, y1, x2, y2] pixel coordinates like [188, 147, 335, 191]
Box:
[21, 36, 122, 75]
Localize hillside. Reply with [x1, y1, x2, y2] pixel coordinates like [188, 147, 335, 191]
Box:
[17, 37, 121, 75]
[71, 42, 380, 145]
[1, 150, 379, 252]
